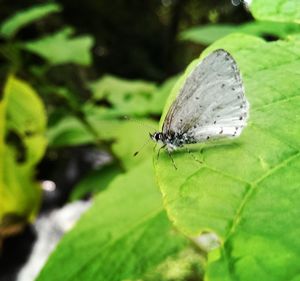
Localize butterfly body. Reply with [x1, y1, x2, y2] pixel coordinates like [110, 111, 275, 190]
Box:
[151, 131, 197, 152]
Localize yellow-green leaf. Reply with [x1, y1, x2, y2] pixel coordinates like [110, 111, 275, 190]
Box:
[0, 76, 47, 225]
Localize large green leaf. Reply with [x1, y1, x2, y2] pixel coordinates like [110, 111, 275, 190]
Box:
[0, 3, 61, 39]
[22, 28, 94, 66]
[0, 76, 47, 226]
[180, 21, 300, 45]
[37, 160, 201, 281]
[155, 33, 300, 281]
[249, 0, 300, 23]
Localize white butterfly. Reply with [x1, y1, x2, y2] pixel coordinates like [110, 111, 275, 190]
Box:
[150, 49, 249, 164]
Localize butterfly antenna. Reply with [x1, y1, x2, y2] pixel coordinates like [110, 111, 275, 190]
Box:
[123, 115, 157, 132]
[133, 138, 153, 157]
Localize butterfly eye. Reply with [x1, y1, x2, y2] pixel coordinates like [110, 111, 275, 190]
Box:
[155, 133, 160, 141]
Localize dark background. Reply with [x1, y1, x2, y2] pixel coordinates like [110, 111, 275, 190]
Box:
[0, 0, 251, 81]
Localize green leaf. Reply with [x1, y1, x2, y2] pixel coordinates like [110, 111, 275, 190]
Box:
[0, 3, 61, 39]
[89, 75, 157, 116]
[47, 116, 95, 147]
[0, 76, 47, 225]
[47, 112, 157, 170]
[249, 0, 300, 23]
[22, 28, 94, 66]
[180, 21, 300, 45]
[155, 33, 300, 281]
[88, 75, 179, 118]
[180, 24, 237, 45]
[37, 160, 195, 281]
[69, 162, 123, 201]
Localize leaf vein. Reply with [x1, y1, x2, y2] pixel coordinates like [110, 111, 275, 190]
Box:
[225, 151, 300, 240]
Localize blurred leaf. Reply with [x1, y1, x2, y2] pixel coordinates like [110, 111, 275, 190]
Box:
[70, 162, 123, 201]
[155, 33, 300, 281]
[180, 21, 300, 45]
[85, 110, 158, 169]
[238, 20, 300, 38]
[180, 24, 237, 45]
[22, 28, 94, 66]
[85, 112, 157, 170]
[37, 160, 197, 281]
[249, 0, 300, 23]
[0, 76, 47, 226]
[90, 75, 156, 100]
[90, 75, 157, 116]
[89, 75, 179, 117]
[148, 75, 179, 115]
[0, 3, 61, 39]
[108, 119, 157, 170]
[47, 112, 157, 170]
[46, 116, 95, 147]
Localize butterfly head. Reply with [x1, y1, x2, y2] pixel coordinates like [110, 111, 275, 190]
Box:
[150, 132, 164, 144]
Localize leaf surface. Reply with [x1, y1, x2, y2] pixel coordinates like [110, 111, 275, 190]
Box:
[37, 161, 192, 281]
[155, 34, 300, 281]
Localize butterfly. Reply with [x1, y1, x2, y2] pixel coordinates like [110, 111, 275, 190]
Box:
[150, 49, 249, 167]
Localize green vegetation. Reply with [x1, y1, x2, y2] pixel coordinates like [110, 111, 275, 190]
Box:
[0, 0, 300, 280]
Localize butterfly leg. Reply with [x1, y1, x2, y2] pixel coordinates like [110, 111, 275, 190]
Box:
[167, 150, 177, 170]
[185, 147, 203, 165]
[157, 144, 166, 160]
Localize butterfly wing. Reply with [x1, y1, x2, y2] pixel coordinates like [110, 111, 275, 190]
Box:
[162, 49, 249, 142]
